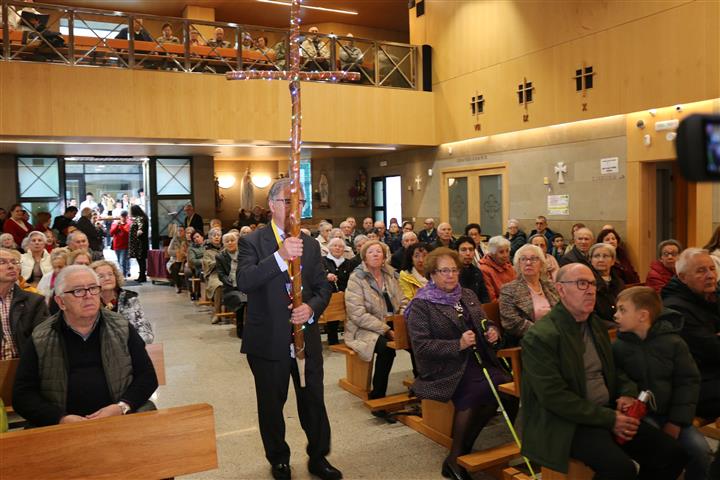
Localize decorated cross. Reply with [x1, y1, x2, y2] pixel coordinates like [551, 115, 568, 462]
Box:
[554, 161, 568, 184]
[226, 0, 359, 387]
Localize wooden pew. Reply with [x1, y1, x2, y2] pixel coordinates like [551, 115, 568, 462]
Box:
[329, 343, 373, 400]
[0, 403, 218, 479]
[1, 343, 166, 411]
[699, 417, 720, 440]
[319, 291, 346, 324]
[0, 358, 19, 411]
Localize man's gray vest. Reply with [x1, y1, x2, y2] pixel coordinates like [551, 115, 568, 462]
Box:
[31, 309, 133, 412]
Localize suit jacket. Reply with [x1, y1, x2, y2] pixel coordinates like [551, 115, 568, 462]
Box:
[237, 226, 331, 361]
[184, 213, 204, 234]
[1, 287, 48, 358]
[76, 216, 104, 252]
[558, 247, 591, 267]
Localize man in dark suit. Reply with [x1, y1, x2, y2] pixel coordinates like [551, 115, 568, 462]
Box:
[115, 18, 152, 41]
[559, 227, 594, 267]
[0, 248, 48, 360]
[236, 179, 340, 480]
[183, 203, 204, 234]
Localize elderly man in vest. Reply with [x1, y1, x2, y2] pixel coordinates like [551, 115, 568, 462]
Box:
[13, 265, 157, 427]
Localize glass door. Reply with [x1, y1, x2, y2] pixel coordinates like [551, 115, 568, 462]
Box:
[441, 164, 508, 238]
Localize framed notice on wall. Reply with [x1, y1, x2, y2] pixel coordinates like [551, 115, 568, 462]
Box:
[547, 194, 570, 216]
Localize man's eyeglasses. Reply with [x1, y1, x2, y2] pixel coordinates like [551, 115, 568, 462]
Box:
[63, 285, 102, 297]
[558, 279, 597, 290]
[0, 259, 21, 267]
[273, 198, 307, 207]
[435, 268, 459, 276]
[661, 251, 679, 258]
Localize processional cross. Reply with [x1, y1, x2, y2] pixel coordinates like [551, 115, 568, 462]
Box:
[227, 0, 359, 387]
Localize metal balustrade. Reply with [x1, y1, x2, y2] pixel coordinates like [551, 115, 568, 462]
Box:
[0, 0, 417, 89]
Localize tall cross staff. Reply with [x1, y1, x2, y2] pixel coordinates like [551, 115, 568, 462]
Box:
[227, 0, 358, 387]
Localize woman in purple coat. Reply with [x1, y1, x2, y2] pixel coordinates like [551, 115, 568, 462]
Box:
[405, 247, 517, 480]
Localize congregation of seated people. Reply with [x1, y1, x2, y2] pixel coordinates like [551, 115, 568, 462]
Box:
[3, 201, 719, 479]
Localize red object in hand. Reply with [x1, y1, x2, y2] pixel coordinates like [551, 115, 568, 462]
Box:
[615, 391, 651, 445]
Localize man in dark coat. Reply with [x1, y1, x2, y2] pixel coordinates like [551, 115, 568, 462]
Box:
[529, 216, 555, 253]
[236, 179, 339, 480]
[183, 203, 204, 234]
[661, 248, 720, 419]
[51, 206, 78, 247]
[559, 227, 593, 267]
[390, 231, 417, 271]
[76, 207, 104, 253]
[520, 263, 687, 478]
[455, 236, 491, 303]
[0, 248, 48, 359]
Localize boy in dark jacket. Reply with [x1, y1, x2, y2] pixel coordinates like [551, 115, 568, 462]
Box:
[613, 286, 711, 480]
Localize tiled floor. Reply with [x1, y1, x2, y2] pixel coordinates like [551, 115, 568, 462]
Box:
[134, 282, 515, 480]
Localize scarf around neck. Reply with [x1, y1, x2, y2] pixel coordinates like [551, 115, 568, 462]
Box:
[406, 280, 462, 317]
[326, 253, 345, 268]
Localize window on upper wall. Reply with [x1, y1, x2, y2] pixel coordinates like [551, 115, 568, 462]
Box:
[575, 65, 594, 92]
[517, 81, 533, 104]
[471, 94, 484, 115]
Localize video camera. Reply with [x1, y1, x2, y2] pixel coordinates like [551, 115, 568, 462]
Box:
[676, 114, 720, 182]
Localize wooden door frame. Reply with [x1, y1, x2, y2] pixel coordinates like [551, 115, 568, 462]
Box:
[439, 162, 509, 231]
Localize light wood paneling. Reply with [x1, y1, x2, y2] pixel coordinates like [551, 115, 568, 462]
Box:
[0, 62, 435, 147]
[422, 0, 719, 143]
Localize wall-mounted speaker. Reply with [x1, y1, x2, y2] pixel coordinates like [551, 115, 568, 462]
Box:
[422, 44, 431, 92]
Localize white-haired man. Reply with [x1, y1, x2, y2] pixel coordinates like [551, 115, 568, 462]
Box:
[418, 218, 437, 244]
[13, 265, 157, 426]
[560, 227, 594, 267]
[661, 247, 720, 419]
[390, 231, 418, 271]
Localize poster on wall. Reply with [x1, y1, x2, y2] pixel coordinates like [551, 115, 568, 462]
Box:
[600, 157, 619, 174]
[547, 194, 570, 216]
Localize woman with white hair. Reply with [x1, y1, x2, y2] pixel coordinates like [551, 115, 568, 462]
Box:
[589, 242, 625, 327]
[91, 260, 153, 343]
[499, 244, 559, 344]
[329, 227, 355, 260]
[202, 227, 224, 319]
[528, 233, 560, 281]
[504, 218, 526, 260]
[316, 221, 333, 256]
[21, 231, 52, 287]
[37, 248, 69, 299]
[216, 232, 246, 334]
[478, 236, 516, 301]
[322, 237, 354, 345]
[0, 233, 17, 250]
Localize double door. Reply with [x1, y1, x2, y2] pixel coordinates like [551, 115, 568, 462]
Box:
[440, 164, 508, 238]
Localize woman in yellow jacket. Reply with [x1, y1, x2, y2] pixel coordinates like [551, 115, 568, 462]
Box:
[399, 243, 434, 303]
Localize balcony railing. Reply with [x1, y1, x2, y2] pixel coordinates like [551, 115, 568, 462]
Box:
[0, 0, 418, 89]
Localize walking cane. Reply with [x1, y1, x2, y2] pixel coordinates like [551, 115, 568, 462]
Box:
[474, 323, 538, 480]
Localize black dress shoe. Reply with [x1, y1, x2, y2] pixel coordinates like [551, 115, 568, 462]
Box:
[308, 457, 342, 480]
[441, 458, 472, 480]
[271, 463, 291, 480]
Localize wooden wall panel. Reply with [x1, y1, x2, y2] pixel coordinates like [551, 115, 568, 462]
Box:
[420, 0, 719, 144]
[0, 63, 435, 146]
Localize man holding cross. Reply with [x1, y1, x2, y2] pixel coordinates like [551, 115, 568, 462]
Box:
[236, 178, 339, 480]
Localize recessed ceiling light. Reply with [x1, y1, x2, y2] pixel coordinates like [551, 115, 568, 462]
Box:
[257, 0, 359, 16]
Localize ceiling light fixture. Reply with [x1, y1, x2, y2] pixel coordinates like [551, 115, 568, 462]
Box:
[257, 0, 358, 16]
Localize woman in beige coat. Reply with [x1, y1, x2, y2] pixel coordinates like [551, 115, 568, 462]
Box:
[345, 240, 405, 400]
